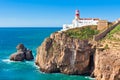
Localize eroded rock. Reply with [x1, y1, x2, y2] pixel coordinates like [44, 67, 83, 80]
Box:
[94, 49, 120, 80]
[10, 43, 34, 61]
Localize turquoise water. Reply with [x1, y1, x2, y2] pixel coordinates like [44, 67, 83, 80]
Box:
[0, 27, 93, 80]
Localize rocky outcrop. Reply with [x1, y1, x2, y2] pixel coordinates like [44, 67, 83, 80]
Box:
[10, 44, 34, 61]
[93, 39, 120, 80]
[35, 32, 95, 74]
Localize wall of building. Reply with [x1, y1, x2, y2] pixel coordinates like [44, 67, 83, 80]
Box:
[97, 20, 108, 31]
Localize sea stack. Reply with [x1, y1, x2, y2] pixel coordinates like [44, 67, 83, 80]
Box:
[10, 43, 34, 61]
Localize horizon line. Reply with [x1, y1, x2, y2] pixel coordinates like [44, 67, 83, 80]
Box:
[0, 26, 62, 28]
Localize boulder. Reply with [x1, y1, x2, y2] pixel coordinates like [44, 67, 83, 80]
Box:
[10, 44, 34, 61]
[25, 50, 34, 60]
[10, 52, 25, 61]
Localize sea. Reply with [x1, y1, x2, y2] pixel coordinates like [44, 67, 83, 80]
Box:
[0, 27, 94, 80]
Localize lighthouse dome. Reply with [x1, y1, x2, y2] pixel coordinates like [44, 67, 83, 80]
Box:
[76, 10, 79, 12]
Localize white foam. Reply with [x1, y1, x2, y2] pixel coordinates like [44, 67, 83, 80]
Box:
[2, 59, 15, 63]
[85, 76, 95, 80]
[34, 64, 40, 69]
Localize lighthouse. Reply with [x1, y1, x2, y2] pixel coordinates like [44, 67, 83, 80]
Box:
[75, 10, 80, 20]
[73, 10, 80, 27]
[61, 10, 100, 31]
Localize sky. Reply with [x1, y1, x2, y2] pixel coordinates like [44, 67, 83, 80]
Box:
[0, 0, 120, 27]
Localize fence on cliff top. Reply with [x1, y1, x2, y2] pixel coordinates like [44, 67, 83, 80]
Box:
[94, 21, 120, 41]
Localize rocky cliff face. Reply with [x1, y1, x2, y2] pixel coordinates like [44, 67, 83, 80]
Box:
[93, 40, 120, 80]
[94, 48, 120, 80]
[35, 32, 95, 74]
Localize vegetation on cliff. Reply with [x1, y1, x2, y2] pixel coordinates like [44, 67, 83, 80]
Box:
[105, 24, 120, 41]
[65, 26, 99, 40]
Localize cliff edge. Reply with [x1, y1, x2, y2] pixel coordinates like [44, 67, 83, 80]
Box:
[35, 27, 97, 74]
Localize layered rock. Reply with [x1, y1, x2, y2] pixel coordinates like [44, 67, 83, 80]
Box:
[35, 32, 95, 74]
[10, 44, 34, 61]
[94, 49, 120, 80]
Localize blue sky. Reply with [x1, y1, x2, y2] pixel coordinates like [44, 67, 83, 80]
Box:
[0, 0, 120, 27]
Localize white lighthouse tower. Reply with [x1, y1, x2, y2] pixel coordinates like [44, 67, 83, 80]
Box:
[73, 10, 80, 27]
[75, 10, 80, 20]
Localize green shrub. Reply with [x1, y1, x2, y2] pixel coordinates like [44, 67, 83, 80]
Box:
[105, 24, 120, 40]
[65, 26, 99, 40]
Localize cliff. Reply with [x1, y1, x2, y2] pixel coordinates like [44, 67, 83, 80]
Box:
[35, 24, 120, 80]
[35, 27, 97, 74]
[93, 24, 120, 80]
[36, 32, 94, 74]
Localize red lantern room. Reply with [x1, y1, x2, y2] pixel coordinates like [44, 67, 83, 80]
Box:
[75, 10, 80, 20]
[76, 10, 80, 17]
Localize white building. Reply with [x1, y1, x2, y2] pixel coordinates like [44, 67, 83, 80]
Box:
[61, 10, 99, 31]
[115, 18, 120, 23]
